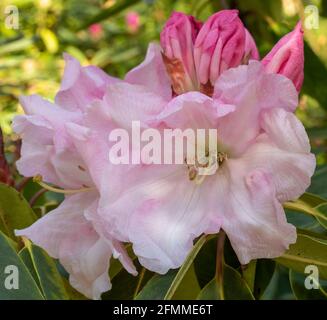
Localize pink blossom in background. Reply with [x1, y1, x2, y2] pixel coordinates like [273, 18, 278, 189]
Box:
[13, 9, 314, 299]
[88, 23, 103, 39]
[125, 11, 140, 33]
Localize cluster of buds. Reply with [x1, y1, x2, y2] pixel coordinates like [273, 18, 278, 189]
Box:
[160, 10, 304, 95]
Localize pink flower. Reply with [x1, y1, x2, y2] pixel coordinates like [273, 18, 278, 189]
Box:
[160, 11, 202, 94]
[72, 57, 314, 273]
[88, 23, 103, 39]
[13, 10, 312, 299]
[125, 11, 141, 33]
[13, 54, 137, 299]
[262, 22, 304, 92]
[160, 10, 260, 95]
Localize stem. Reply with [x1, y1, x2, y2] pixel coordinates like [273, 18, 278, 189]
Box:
[216, 230, 226, 299]
[133, 267, 146, 299]
[29, 188, 47, 207]
[16, 177, 31, 192]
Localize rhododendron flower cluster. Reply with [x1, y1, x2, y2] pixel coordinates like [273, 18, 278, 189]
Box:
[13, 10, 315, 299]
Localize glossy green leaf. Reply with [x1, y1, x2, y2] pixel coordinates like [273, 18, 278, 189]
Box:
[303, 42, 327, 111]
[308, 166, 327, 199]
[242, 260, 256, 292]
[170, 265, 201, 300]
[20, 240, 69, 300]
[135, 235, 207, 300]
[103, 260, 153, 300]
[316, 204, 327, 230]
[284, 195, 327, 230]
[193, 237, 217, 288]
[196, 278, 220, 300]
[0, 183, 37, 239]
[0, 231, 44, 300]
[164, 235, 207, 300]
[252, 259, 276, 299]
[136, 270, 177, 300]
[197, 264, 254, 300]
[289, 269, 327, 300]
[276, 234, 327, 280]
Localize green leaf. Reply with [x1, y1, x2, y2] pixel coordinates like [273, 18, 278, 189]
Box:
[193, 236, 217, 288]
[169, 265, 201, 300]
[303, 42, 327, 111]
[196, 278, 220, 300]
[0, 231, 44, 299]
[284, 197, 327, 230]
[309, 166, 327, 199]
[135, 235, 207, 300]
[289, 269, 327, 300]
[242, 260, 256, 292]
[252, 259, 276, 299]
[103, 260, 152, 300]
[276, 234, 327, 280]
[300, 192, 327, 208]
[40, 29, 59, 53]
[197, 264, 254, 300]
[316, 204, 327, 230]
[136, 270, 177, 300]
[20, 240, 69, 300]
[0, 183, 37, 239]
[285, 192, 327, 230]
[164, 235, 207, 300]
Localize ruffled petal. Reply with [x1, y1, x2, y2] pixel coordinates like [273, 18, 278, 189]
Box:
[125, 43, 172, 100]
[97, 164, 221, 274]
[15, 192, 112, 299]
[55, 53, 119, 111]
[238, 108, 316, 202]
[154, 91, 235, 130]
[12, 95, 91, 189]
[218, 162, 297, 264]
[213, 61, 298, 156]
[105, 82, 167, 129]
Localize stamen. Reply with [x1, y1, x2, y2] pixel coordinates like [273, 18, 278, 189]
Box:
[186, 151, 228, 185]
[33, 175, 93, 194]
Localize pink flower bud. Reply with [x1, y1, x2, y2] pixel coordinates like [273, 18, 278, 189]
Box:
[160, 11, 202, 94]
[194, 10, 246, 86]
[262, 22, 304, 92]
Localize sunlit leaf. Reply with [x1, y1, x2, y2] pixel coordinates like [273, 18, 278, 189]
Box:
[20, 239, 69, 300]
[0, 183, 37, 239]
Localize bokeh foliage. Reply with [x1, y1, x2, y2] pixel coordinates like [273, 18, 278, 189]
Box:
[0, 0, 327, 300]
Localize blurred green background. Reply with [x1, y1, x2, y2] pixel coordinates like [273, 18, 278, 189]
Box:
[0, 0, 327, 300]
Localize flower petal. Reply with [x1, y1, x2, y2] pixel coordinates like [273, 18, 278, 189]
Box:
[55, 53, 119, 111]
[154, 91, 235, 130]
[15, 192, 112, 299]
[125, 43, 172, 100]
[213, 61, 298, 155]
[219, 163, 297, 264]
[238, 108, 316, 202]
[97, 165, 221, 274]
